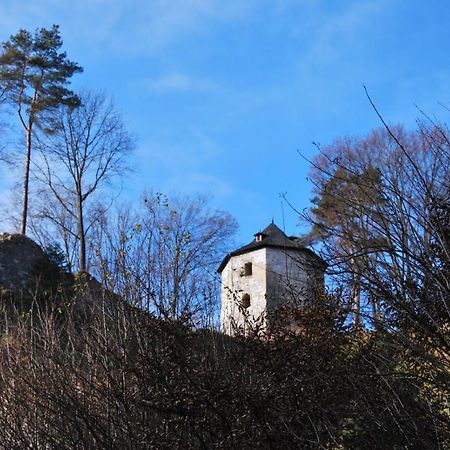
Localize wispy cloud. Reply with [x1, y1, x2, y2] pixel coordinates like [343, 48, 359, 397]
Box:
[0, 0, 259, 56]
[122, 0, 257, 52]
[306, 0, 390, 63]
[166, 172, 234, 198]
[0, 0, 387, 59]
[144, 72, 221, 94]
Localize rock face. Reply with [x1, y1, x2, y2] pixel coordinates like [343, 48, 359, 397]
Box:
[0, 233, 48, 295]
[0, 233, 122, 316]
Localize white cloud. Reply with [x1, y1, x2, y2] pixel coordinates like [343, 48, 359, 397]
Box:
[166, 172, 234, 198]
[299, 0, 390, 64]
[144, 72, 220, 94]
[128, 0, 254, 51]
[0, 0, 259, 56]
[0, 0, 387, 59]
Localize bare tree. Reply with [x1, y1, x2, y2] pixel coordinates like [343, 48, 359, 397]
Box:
[35, 91, 134, 272]
[93, 193, 237, 324]
[0, 26, 82, 234]
[28, 189, 78, 272]
[307, 119, 449, 353]
[0, 87, 5, 161]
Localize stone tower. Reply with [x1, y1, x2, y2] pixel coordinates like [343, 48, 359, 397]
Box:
[218, 222, 326, 335]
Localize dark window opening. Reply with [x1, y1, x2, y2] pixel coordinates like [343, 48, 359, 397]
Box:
[244, 262, 252, 276]
[241, 293, 250, 308]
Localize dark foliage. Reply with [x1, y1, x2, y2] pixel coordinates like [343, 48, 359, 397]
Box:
[0, 292, 447, 449]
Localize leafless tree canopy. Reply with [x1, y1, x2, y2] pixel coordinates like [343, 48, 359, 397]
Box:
[34, 91, 134, 272]
[91, 193, 237, 326]
[308, 123, 449, 338]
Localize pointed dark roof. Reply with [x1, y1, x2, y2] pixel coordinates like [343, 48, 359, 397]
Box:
[217, 222, 326, 273]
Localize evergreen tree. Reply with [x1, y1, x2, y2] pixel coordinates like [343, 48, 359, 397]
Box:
[308, 124, 449, 337]
[310, 157, 384, 326]
[0, 25, 82, 234]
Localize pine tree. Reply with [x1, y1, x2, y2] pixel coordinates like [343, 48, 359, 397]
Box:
[0, 25, 82, 234]
[311, 164, 384, 326]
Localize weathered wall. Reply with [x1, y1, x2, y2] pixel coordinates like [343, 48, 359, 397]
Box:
[265, 248, 323, 311]
[220, 247, 325, 334]
[220, 248, 267, 334]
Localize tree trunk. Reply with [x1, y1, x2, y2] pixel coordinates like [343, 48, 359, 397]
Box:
[20, 126, 32, 235]
[371, 298, 382, 330]
[77, 190, 86, 272]
[350, 255, 361, 328]
[352, 274, 361, 327]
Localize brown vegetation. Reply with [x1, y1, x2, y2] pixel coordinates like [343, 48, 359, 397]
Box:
[0, 286, 447, 449]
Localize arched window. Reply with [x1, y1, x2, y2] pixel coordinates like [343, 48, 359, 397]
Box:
[241, 293, 250, 309]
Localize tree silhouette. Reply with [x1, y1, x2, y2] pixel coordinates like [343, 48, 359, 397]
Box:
[0, 25, 82, 234]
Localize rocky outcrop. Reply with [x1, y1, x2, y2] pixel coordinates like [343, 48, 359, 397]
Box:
[0, 233, 48, 296]
[0, 233, 122, 316]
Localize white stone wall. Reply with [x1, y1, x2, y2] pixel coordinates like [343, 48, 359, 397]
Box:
[220, 248, 267, 334]
[265, 248, 321, 310]
[220, 247, 324, 335]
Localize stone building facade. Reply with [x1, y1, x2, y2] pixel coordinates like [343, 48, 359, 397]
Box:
[218, 222, 326, 335]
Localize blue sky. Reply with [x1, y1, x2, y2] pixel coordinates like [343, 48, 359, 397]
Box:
[1, 0, 450, 245]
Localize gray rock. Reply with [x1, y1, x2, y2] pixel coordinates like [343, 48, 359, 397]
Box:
[0, 233, 47, 295]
